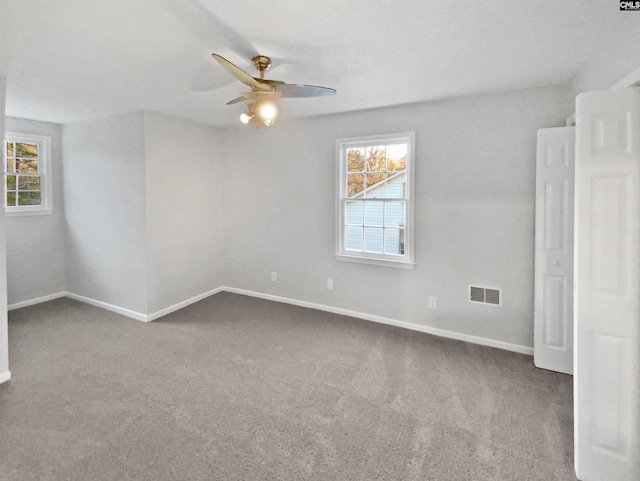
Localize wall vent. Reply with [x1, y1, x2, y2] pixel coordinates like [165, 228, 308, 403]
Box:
[469, 285, 502, 307]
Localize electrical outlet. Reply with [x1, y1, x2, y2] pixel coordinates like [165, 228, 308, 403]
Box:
[271, 272, 277, 282]
[428, 296, 437, 309]
[327, 278, 333, 290]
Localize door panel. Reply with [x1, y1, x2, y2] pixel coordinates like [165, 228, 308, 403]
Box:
[574, 87, 640, 481]
[534, 127, 575, 374]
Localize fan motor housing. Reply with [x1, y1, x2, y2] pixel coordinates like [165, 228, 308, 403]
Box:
[252, 55, 272, 72]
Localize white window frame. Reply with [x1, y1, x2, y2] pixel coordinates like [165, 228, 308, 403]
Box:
[4, 132, 53, 216]
[335, 131, 416, 269]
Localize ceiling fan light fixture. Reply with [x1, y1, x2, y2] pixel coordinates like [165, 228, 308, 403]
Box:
[255, 100, 278, 126]
[212, 53, 335, 128]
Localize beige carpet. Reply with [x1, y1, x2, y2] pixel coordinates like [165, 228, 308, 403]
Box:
[0, 292, 575, 480]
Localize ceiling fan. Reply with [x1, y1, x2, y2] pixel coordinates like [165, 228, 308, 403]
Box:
[212, 53, 336, 127]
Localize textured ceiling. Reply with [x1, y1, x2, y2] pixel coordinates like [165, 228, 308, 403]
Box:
[0, 0, 623, 128]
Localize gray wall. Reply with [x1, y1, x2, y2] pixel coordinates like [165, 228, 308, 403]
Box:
[2, 23, 636, 363]
[5, 117, 65, 305]
[5, 85, 573, 351]
[143, 112, 225, 314]
[221, 85, 573, 348]
[0, 77, 9, 380]
[572, 16, 640, 94]
[5, 85, 573, 350]
[63, 112, 148, 314]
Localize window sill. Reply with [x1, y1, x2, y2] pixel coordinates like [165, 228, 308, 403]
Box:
[5, 209, 53, 218]
[335, 254, 415, 269]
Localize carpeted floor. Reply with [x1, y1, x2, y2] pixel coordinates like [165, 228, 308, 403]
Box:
[0, 292, 576, 480]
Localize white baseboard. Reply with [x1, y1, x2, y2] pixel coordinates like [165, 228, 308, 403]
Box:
[9, 288, 226, 323]
[221, 286, 534, 356]
[8, 292, 67, 311]
[64, 292, 148, 322]
[6, 286, 533, 356]
[147, 287, 225, 322]
[0, 370, 11, 384]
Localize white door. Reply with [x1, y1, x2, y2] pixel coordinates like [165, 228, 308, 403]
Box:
[574, 88, 640, 481]
[534, 127, 575, 375]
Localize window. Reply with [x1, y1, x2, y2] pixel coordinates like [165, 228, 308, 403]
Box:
[4, 133, 52, 216]
[336, 132, 415, 268]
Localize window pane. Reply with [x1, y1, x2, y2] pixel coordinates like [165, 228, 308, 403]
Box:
[382, 172, 406, 198]
[345, 201, 363, 225]
[6, 142, 13, 157]
[384, 228, 407, 255]
[18, 175, 40, 191]
[16, 158, 38, 173]
[366, 146, 385, 172]
[386, 144, 407, 171]
[364, 201, 383, 226]
[345, 226, 363, 251]
[16, 142, 38, 159]
[6, 192, 16, 207]
[347, 174, 364, 198]
[6, 156, 14, 173]
[18, 191, 41, 206]
[364, 227, 383, 253]
[384, 201, 405, 227]
[384, 228, 400, 255]
[347, 147, 364, 172]
[365, 173, 385, 198]
[6, 175, 16, 190]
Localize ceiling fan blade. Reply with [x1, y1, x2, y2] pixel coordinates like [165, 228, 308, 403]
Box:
[226, 91, 282, 106]
[274, 83, 336, 98]
[254, 78, 284, 88]
[226, 96, 249, 105]
[212, 54, 270, 91]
